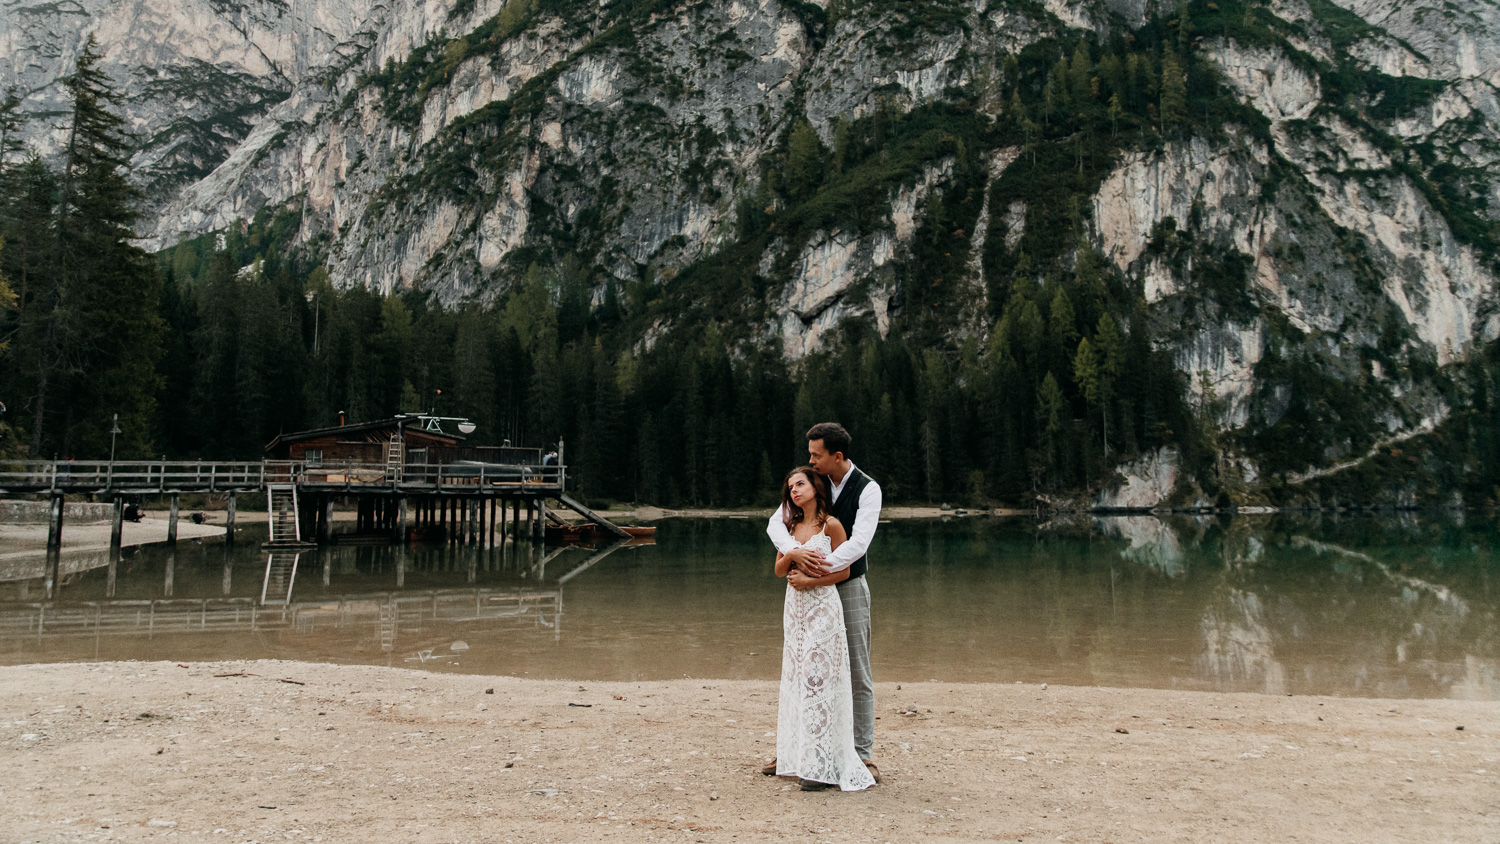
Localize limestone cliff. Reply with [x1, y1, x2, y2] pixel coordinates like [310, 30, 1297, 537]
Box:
[4, 0, 1497, 505]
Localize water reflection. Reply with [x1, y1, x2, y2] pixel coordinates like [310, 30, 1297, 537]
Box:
[0, 515, 1494, 700]
[0, 532, 610, 666]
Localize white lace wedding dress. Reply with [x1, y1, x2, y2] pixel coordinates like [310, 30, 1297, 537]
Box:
[776, 527, 876, 791]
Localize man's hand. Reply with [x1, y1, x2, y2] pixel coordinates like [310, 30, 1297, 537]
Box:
[786, 570, 819, 590]
[785, 546, 830, 578]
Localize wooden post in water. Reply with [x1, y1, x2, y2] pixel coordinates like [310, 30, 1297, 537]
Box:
[225, 493, 237, 546]
[395, 497, 407, 544]
[46, 494, 64, 550]
[167, 494, 179, 545]
[320, 495, 334, 544]
[110, 496, 124, 552]
[44, 546, 60, 599]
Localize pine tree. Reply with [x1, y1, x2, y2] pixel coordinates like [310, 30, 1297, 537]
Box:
[0, 90, 25, 175]
[784, 119, 824, 203]
[1036, 372, 1066, 483]
[1068, 39, 1093, 103]
[32, 36, 162, 457]
[1160, 50, 1188, 131]
[1073, 336, 1108, 458]
[0, 241, 13, 355]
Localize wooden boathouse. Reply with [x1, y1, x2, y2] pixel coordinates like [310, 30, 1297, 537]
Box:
[261, 415, 622, 546]
[0, 414, 624, 557]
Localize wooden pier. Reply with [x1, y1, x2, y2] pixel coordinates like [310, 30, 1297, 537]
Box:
[0, 417, 629, 557]
[0, 456, 571, 546]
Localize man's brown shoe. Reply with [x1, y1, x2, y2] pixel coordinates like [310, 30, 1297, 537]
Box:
[863, 760, 881, 783]
[761, 759, 778, 776]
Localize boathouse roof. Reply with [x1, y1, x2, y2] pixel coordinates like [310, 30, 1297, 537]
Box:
[264, 417, 462, 456]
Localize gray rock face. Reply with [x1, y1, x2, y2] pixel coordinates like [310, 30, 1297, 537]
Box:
[5, 0, 1499, 505]
[0, 0, 379, 217]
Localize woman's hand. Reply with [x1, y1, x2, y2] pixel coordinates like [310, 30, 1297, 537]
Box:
[784, 546, 830, 576]
[775, 551, 792, 578]
[786, 570, 818, 590]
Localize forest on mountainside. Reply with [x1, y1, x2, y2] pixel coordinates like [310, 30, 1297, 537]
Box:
[2, 2, 1499, 509]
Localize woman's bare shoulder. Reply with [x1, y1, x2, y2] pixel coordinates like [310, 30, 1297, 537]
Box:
[824, 516, 845, 533]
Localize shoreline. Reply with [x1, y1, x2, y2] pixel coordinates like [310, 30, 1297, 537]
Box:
[0, 516, 226, 561]
[0, 659, 1493, 842]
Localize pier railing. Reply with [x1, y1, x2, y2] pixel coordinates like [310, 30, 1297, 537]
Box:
[0, 459, 566, 495]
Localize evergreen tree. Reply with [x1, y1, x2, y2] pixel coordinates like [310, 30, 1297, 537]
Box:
[0, 90, 25, 178]
[1068, 39, 1093, 103]
[1073, 337, 1106, 458]
[1160, 50, 1188, 131]
[784, 119, 825, 203]
[31, 36, 162, 457]
[0, 241, 12, 355]
[156, 266, 198, 454]
[1036, 371, 1066, 485]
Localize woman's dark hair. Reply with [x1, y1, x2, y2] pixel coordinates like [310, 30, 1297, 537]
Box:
[781, 465, 831, 533]
[805, 422, 851, 459]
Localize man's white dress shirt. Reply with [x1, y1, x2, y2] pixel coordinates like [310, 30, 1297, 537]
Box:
[766, 461, 883, 574]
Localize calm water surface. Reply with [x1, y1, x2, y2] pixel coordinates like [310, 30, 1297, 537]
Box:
[0, 515, 1495, 700]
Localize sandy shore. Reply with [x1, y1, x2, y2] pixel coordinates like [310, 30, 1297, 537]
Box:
[0, 517, 227, 560]
[0, 661, 1493, 843]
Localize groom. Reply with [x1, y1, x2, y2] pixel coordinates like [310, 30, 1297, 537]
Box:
[765, 422, 883, 783]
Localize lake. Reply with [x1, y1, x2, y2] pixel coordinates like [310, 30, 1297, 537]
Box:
[0, 514, 1494, 700]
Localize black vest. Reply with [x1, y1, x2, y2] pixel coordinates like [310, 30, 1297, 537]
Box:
[829, 467, 871, 579]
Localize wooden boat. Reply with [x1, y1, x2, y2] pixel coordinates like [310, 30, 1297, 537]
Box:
[544, 523, 656, 543]
[545, 523, 595, 543]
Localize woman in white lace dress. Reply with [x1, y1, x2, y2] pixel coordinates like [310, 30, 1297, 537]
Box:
[772, 467, 876, 792]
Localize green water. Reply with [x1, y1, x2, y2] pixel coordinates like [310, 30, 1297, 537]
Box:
[0, 514, 1495, 700]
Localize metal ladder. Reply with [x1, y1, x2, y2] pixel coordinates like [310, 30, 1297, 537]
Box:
[379, 597, 396, 652]
[260, 551, 301, 606]
[386, 438, 404, 481]
[265, 484, 300, 544]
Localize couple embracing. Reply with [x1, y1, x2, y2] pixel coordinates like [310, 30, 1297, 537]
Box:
[762, 422, 882, 792]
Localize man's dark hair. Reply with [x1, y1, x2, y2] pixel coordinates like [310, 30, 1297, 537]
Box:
[805, 422, 851, 459]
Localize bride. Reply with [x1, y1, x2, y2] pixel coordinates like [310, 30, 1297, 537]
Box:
[771, 466, 876, 792]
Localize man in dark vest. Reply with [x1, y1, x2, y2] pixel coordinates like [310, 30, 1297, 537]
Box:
[763, 422, 883, 783]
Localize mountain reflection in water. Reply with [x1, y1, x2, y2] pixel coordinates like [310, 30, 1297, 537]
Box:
[0, 514, 1494, 700]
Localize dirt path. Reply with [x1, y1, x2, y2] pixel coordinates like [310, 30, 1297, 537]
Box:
[0, 660, 1494, 842]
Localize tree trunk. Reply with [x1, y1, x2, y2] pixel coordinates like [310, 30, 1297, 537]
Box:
[30, 364, 46, 456]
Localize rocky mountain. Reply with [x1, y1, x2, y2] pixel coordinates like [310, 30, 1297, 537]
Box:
[3, 0, 1498, 505]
